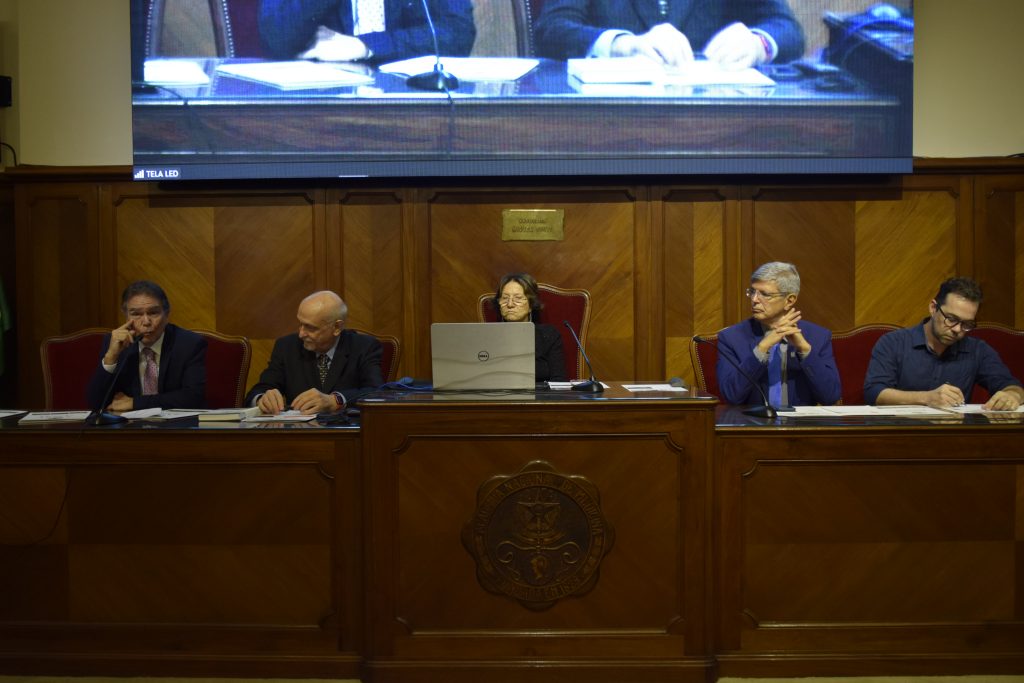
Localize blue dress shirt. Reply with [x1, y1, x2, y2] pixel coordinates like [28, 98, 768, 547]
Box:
[863, 323, 1021, 405]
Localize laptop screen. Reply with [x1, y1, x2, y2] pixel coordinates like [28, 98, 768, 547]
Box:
[430, 322, 536, 390]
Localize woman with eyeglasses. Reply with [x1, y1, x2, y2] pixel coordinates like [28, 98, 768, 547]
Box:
[493, 273, 567, 383]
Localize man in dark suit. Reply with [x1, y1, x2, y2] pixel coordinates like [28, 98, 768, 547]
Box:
[87, 280, 207, 411]
[535, 0, 804, 68]
[246, 290, 383, 415]
[258, 0, 475, 63]
[716, 262, 840, 408]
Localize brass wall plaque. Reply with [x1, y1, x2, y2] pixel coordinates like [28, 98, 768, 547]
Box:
[501, 209, 565, 241]
[462, 460, 615, 610]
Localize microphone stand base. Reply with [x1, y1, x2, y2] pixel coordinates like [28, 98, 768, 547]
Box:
[742, 404, 778, 419]
[571, 380, 605, 393]
[85, 411, 128, 426]
[406, 68, 459, 92]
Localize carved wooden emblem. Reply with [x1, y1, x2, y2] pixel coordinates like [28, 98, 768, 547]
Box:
[462, 460, 614, 610]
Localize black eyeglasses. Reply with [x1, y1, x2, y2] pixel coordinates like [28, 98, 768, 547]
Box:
[935, 304, 977, 332]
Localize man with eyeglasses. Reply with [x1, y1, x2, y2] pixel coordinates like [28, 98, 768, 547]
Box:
[87, 280, 207, 412]
[864, 277, 1023, 410]
[246, 290, 383, 415]
[717, 262, 841, 408]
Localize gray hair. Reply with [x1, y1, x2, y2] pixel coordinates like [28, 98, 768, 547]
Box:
[750, 262, 800, 296]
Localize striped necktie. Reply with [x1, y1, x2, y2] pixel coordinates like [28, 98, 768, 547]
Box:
[317, 354, 330, 390]
[142, 346, 158, 396]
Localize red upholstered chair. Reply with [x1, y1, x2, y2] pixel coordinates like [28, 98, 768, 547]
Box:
[968, 323, 1024, 403]
[194, 329, 252, 408]
[830, 324, 899, 405]
[477, 284, 592, 380]
[689, 333, 720, 398]
[40, 328, 108, 410]
[350, 328, 401, 383]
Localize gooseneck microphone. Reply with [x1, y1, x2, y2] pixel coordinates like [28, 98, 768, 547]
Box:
[406, 0, 459, 91]
[692, 335, 776, 419]
[85, 338, 135, 426]
[563, 320, 604, 393]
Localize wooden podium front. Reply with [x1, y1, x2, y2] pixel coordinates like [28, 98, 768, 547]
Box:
[358, 386, 718, 683]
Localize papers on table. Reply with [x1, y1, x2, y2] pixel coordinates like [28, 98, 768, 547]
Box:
[19, 411, 91, 423]
[215, 61, 374, 89]
[789, 405, 970, 417]
[144, 59, 211, 86]
[244, 410, 317, 423]
[547, 381, 612, 391]
[567, 56, 775, 87]
[0, 409, 27, 419]
[379, 56, 539, 82]
[622, 383, 688, 393]
[119, 407, 203, 420]
[946, 403, 1024, 414]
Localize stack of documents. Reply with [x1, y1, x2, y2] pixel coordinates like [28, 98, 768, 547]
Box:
[216, 61, 374, 89]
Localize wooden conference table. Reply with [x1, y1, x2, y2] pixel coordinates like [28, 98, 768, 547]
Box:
[131, 58, 910, 177]
[1, 387, 1021, 682]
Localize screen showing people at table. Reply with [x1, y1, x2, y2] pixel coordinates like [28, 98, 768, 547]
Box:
[130, 0, 913, 180]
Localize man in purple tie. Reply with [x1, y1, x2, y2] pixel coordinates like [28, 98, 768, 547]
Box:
[716, 261, 841, 408]
[87, 280, 207, 411]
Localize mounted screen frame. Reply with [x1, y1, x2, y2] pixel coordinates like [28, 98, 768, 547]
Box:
[130, 0, 914, 181]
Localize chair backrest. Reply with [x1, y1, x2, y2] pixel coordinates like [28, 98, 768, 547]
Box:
[349, 328, 401, 383]
[830, 324, 900, 405]
[689, 333, 720, 398]
[146, 0, 235, 57]
[968, 323, 1024, 403]
[195, 329, 252, 408]
[40, 328, 109, 410]
[510, 0, 541, 56]
[477, 283, 592, 380]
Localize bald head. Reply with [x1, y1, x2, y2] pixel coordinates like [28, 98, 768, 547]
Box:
[297, 291, 348, 354]
[299, 291, 347, 322]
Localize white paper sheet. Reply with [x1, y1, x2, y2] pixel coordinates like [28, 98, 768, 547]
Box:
[379, 56, 540, 82]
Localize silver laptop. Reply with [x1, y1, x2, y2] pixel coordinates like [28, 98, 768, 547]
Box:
[431, 322, 536, 390]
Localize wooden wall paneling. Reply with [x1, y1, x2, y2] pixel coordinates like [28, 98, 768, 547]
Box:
[633, 185, 662, 380]
[15, 182, 102, 409]
[854, 175, 964, 326]
[747, 186, 858, 333]
[427, 187, 637, 382]
[663, 187, 729, 386]
[406, 188, 432, 378]
[973, 174, 1024, 327]
[211, 188, 321, 391]
[112, 186, 216, 332]
[335, 189, 405, 347]
[0, 182, 17, 407]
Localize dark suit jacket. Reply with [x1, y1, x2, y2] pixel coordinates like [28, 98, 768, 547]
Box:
[87, 324, 207, 410]
[245, 329, 384, 406]
[259, 0, 476, 63]
[716, 317, 841, 406]
[535, 0, 804, 62]
[536, 323, 567, 382]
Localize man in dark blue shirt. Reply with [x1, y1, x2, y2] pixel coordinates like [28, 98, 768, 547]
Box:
[864, 277, 1023, 410]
